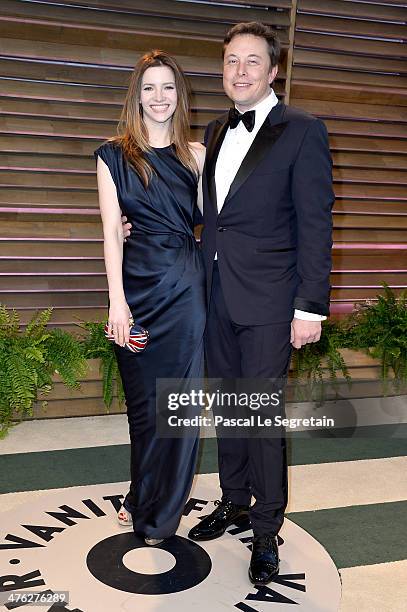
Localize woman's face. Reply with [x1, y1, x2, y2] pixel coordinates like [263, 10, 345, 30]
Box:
[140, 65, 177, 125]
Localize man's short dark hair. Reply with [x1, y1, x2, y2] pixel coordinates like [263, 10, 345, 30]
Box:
[223, 22, 281, 68]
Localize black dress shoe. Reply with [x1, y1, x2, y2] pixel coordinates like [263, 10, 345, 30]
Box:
[188, 499, 250, 541]
[248, 534, 279, 585]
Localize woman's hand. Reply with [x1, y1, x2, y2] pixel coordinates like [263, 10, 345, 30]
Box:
[121, 215, 132, 242]
[108, 300, 133, 346]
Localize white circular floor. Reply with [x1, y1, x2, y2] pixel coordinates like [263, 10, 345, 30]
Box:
[0, 475, 341, 611]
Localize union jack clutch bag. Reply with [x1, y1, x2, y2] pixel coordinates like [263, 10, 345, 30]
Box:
[104, 320, 149, 353]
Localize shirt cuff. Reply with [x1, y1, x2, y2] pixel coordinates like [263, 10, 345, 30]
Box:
[294, 309, 326, 322]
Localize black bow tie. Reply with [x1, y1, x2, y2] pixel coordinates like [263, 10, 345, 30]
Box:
[228, 108, 256, 132]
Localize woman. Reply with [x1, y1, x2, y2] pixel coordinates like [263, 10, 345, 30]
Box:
[94, 51, 206, 545]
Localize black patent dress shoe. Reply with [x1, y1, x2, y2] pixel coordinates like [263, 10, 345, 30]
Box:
[188, 499, 250, 541]
[248, 534, 279, 585]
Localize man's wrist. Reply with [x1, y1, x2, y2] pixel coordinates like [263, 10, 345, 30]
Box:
[294, 309, 326, 322]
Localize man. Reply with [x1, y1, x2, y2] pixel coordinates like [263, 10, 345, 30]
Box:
[122, 22, 333, 585]
[187, 22, 334, 585]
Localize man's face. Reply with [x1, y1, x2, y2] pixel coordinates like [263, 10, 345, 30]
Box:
[223, 34, 278, 111]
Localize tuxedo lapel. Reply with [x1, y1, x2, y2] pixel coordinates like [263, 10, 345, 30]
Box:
[224, 102, 288, 206]
[204, 116, 229, 210]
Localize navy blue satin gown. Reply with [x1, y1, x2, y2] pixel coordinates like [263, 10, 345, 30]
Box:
[94, 142, 206, 539]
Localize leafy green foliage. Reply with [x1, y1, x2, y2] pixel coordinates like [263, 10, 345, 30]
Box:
[1, 284, 406, 435]
[344, 284, 407, 392]
[79, 321, 125, 408]
[0, 306, 87, 438]
[292, 319, 351, 404]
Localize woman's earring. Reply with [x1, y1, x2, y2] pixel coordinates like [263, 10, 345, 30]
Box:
[139, 102, 143, 116]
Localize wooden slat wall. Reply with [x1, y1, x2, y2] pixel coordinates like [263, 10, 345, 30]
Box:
[290, 0, 407, 315]
[0, 0, 293, 331]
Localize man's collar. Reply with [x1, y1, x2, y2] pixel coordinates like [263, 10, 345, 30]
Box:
[235, 89, 279, 126]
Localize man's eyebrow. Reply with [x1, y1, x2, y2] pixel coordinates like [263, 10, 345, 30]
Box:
[224, 53, 262, 59]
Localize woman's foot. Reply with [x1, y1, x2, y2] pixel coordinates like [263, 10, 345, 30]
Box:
[145, 537, 164, 546]
[117, 505, 132, 526]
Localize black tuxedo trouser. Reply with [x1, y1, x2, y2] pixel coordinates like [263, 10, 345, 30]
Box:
[205, 262, 292, 536]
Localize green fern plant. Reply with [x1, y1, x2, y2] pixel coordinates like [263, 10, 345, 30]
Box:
[0, 305, 87, 438]
[79, 320, 125, 408]
[291, 319, 351, 404]
[344, 284, 407, 392]
[1, 283, 405, 435]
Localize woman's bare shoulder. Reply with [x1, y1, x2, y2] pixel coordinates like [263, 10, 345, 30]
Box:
[189, 141, 205, 154]
[189, 141, 206, 168]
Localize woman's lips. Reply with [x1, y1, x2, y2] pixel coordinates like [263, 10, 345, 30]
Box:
[150, 104, 170, 112]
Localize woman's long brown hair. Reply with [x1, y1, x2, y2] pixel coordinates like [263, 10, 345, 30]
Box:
[109, 50, 197, 186]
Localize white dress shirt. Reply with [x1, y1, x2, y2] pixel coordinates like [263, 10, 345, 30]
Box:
[214, 90, 326, 322]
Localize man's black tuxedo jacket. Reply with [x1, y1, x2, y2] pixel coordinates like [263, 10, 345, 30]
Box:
[201, 101, 334, 325]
